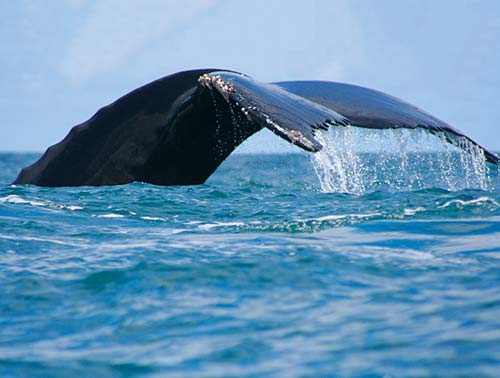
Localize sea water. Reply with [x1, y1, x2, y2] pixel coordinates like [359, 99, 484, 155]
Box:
[1, 130, 499, 377]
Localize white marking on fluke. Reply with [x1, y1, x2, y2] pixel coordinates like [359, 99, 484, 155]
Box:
[199, 72, 341, 152]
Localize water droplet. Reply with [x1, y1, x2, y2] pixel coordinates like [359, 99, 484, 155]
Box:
[310, 127, 491, 194]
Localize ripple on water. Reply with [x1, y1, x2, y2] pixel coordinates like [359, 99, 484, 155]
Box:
[1, 152, 499, 377]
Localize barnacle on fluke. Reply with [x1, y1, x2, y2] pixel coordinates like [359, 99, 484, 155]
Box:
[14, 69, 499, 187]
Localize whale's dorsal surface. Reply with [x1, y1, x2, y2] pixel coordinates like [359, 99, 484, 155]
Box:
[13, 69, 499, 187]
[276, 80, 499, 165]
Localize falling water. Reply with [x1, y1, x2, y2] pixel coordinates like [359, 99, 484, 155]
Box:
[310, 126, 492, 194]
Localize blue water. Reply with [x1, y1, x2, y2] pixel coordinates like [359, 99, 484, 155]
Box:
[1, 149, 499, 377]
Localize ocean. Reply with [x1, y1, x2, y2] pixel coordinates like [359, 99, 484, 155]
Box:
[1, 136, 499, 377]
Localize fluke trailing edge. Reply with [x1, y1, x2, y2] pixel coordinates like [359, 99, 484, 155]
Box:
[13, 69, 500, 187]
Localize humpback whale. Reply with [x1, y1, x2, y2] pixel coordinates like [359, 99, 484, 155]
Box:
[13, 69, 499, 187]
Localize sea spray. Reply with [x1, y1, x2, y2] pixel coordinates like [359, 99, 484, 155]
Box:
[311, 126, 366, 194]
[310, 127, 491, 194]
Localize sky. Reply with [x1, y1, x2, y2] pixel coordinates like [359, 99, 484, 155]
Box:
[1, 0, 499, 153]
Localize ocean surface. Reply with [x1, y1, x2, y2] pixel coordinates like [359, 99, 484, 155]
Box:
[1, 134, 500, 377]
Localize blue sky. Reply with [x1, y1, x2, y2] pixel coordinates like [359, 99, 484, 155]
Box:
[2, 0, 499, 152]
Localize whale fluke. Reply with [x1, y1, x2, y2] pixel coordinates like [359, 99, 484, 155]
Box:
[276, 80, 500, 165]
[13, 69, 499, 187]
[199, 72, 350, 152]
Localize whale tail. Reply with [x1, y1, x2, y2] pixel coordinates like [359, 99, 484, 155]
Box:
[13, 69, 499, 187]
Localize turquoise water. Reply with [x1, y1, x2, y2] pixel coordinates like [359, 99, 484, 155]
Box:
[1, 149, 499, 377]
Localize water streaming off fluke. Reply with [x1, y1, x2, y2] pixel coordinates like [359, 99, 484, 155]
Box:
[310, 127, 493, 194]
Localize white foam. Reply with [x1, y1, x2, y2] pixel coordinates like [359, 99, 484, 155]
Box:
[0, 195, 47, 207]
[403, 207, 425, 216]
[438, 196, 500, 209]
[141, 216, 166, 221]
[95, 213, 125, 218]
[314, 212, 382, 222]
[63, 205, 83, 211]
[198, 221, 245, 231]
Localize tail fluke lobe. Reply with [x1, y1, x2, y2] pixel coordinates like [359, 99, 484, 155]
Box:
[200, 72, 349, 153]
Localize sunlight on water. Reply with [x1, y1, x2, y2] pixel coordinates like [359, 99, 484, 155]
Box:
[311, 127, 491, 194]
